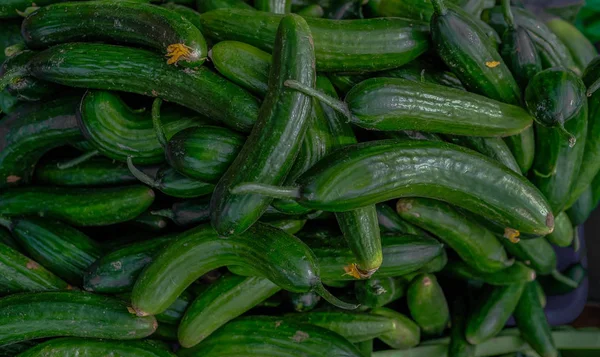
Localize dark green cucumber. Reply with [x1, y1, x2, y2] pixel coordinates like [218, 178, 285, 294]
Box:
[0, 95, 81, 189]
[126, 211, 167, 232]
[407, 273, 449, 336]
[354, 277, 406, 308]
[0, 0, 61, 18]
[120, 290, 194, 326]
[377, 59, 464, 90]
[289, 291, 320, 312]
[539, 263, 587, 296]
[210, 14, 316, 236]
[200, 8, 430, 72]
[0, 185, 154, 226]
[178, 274, 280, 347]
[568, 172, 600, 225]
[0, 227, 19, 251]
[466, 283, 526, 344]
[22, 1, 207, 68]
[449, 294, 475, 357]
[0, 291, 157, 345]
[0, 50, 60, 101]
[150, 199, 211, 227]
[264, 218, 306, 235]
[442, 260, 536, 286]
[35, 157, 137, 187]
[132, 223, 356, 316]
[78, 91, 203, 165]
[504, 126, 535, 175]
[375, 203, 428, 236]
[547, 18, 597, 73]
[177, 316, 362, 357]
[0, 243, 70, 293]
[546, 211, 574, 247]
[430, 0, 521, 106]
[16, 338, 175, 357]
[1, 217, 102, 285]
[162, 3, 203, 32]
[255, 0, 291, 13]
[83, 236, 173, 293]
[0, 341, 37, 357]
[444, 135, 520, 173]
[397, 198, 512, 272]
[0, 20, 23, 63]
[233, 140, 554, 236]
[197, 0, 255, 12]
[370, 307, 420, 349]
[127, 161, 215, 198]
[27, 43, 259, 132]
[365, 0, 486, 21]
[513, 282, 558, 357]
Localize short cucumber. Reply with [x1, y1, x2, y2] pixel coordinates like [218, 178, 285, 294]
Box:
[16, 338, 175, 357]
[0, 291, 157, 346]
[448, 295, 475, 357]
[442, 260, 536, 286]
[370, 307, 421, 349]
[375, 203, 428, 236]
[22, 1, 207, 68]
[396, 198, 512, 272]
[444, 135, 520, 173]
[35, 157, 137, 187]
[546, 18, 597, 73]
[127, 161, 215, 198]
[538, 263, 587, 296]
[0, 185, 154, 226]
[178, 274, 280, 347]
[407, 273, 449, 336]
[354, 277, 406, 308]
[200, 8, 430, 72]
[0, 243, 70, 294]
[546, 211, 574, 247]
[27, 43, 260, 132]
[177, 316, 362, 357]
[1, 217, 102, 285]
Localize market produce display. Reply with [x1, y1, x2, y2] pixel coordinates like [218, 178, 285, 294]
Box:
[0, 0, 599, 356]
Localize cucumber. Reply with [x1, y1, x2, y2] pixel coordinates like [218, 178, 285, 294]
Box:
[0, 95, 81, 189]
[155, 289, 193, 325]
[371, 307, 421, 349]
[150, 199, 211, 227]
[407, 273, 449, 336]
[444, 135, 520, 174]
[178, 274, 280, 347]
[153, 324, 177, 342]
[22, 1, 207, 68]
[0, 341, 37, 357]
[255, 0, 291, 13]
[546, 18, 597, 73]
[289, 291, 321, 312]
[127, 162, 215, 198]
[177, 316, 362, 357]
[396, 198, 512, 272]
[443, 260, 536, 286]
[538, 263, 586, 296]
[264, 218, 306, 235]
[161, 3, 203, 32]
[0, 50, 60, 101]
[0, 185, 154, 226]
[27, 43, 260, 132]
[200, 8, 430, 72]
[377, 59, 464, 90]
[546, 211, 574, 247]
[210, 14, 316, 236]
[296, 4, 324, 17]
[504, 126, 535, 175]
[466, 283, 526, 344]
[0, 20, 23, 63]
[35, 157, 137, 187]
[197, 0, 255, 12]
[0, 242, 70, 294]
[375, 203, 427, 236]
[16, 338, 176, 357]
[354, 277, 406, 308]
[0, 0, 61, 18]
[1, 217, 102, 285]
[0, 227, 19, 251]
[568, 172, 600, 225]
[0, 291, 157, 346]
[449, 295, 475, 357]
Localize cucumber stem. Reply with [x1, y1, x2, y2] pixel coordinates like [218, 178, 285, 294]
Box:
[551, 269, 579, 289]
[557, 124, 576, 148]
[150, 209, 175, 221]
[284, 80, 353, 121]
[429, 0, 448, 15]
[152, 98, 168, 149]
[4, 43, 25, 58]
[586, 77, 600, 97]
[56, 150, 99, 170]
[231, 183, 301, 200]
[127, 157, 160, 189]
[0, 216, 13, 230]
[314, 281, 360, 310]
[501, 0, 516, 29]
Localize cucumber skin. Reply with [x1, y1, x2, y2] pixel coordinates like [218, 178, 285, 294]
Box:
[35, 157, 137, 187]
[546, 211, 574, 247]
[371, 307, 421, 350]
[0, 50, 61, 102]
[149, 166, 215, 198]
[0, 185, 154, 227]
[546, 18, 597, 73]
[445, 136, 521, 174]
[407, 273, 449, 336]
[28, 43, 259, 132]
[504, 126, 535, 175]
[354, 277, 406, 308]
[200, 8, 430, 72]
[17, 338, 175, 357]
[448, 295, 475, 357]
[501, 237, 557, 276]
[197, 0, 254, 12]
[442, 261, 536, 286]
[0, 291, 157, 346]
[500, 26, 542, 90]
[375, 203, 427, 236]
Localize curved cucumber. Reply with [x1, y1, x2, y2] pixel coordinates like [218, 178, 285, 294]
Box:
[407, 273, 449, 336]
[546, 211, 574, 247]
[16, 338, 175, 357]
[22, 1, 207, 67]
[0, 185, 154, 226]
[35, 157, 136, 187]
[0, 291, 157, 346]
[370, 307, 420, 350]
[442, 260, 536, 286]
[354, 277, 406, 308]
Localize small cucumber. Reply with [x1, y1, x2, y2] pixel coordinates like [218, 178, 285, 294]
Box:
[177, 316, 362, 357]
[546, 18, 597, 73]
[354, 277, 406, 308]
[127, 161, 215, 198]
[22, 1, 207, 68]
[370, 307, 420, 349]
[0, 185, 154, 226]
[0, 291, 157, 346]
[442, 260, 536, 286]
[546, 211, 574, 247]
[35, 157, 137, 187]
[539, 263, 587, 297]
[445, 135, 521, 174]
[178, 274, 280, 347]
[375, 203, 428, 236]
[16, 338, 175, 357]
[466, 283, 526, 344]
[407, 273, 449, 336]
[449, 295, 475, 357]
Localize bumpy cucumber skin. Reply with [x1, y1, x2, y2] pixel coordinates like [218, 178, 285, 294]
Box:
[546, 18, 597, 73]
[178, 274, 280, 348]
[354, 277, 406, 308]
[335, 206, 382, 276]
[178, 316, 362, 357]
[445, 135, 520, 173]
[210, 14, 315, 236]
[0, 95, 81, 189]
[407, 273, 449, 336]
[344, 78, 532, 136]
[200, 8, 430, 72]
[0, 291, 157, 346]
[546, 211, 574, 247]
[466, 283, 526, 344]
[442, 261, 536, 286]
[16, 338, 175, 357]
[500, 26, 542, 90]
[0, 185, 154, 226]
[22, 1, 207, 68]
[28, 43, 260, 132]
[501, 237, 557, 275]
[35, 157, 136, 187]
[10, 217, 102, 285]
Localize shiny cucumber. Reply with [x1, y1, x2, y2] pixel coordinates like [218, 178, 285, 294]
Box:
[34, 157, 136, 187]
[16, 338, 175, 357]
[442, 260, 536, 286]
[407, 273, 450, 336]
[546, 211, 574, 247]
[444, 135, 520, 173]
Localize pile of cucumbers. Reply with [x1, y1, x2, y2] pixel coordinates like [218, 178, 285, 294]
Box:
[0, 0, 599, 356]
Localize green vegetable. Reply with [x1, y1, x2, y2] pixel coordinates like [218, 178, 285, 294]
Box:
[375, 203, 427, 236]
[35, 157, 137, 187]
[16, 338, 175, 357]
[546, 211, 574, 247]
[449, 294, 475, 357]
[0, 50, 60, 101]
[255, 0, 291, 13]
[407, 273, 449, 336]
[539, 263, 587, 296]
[197, 0, 254, 12]
[444, 136, 520, 173]
[547, 18, 597, 73]
[354, 277, 406, 308]
[442, 261, 536, 286]
[0, 0, 60, 18]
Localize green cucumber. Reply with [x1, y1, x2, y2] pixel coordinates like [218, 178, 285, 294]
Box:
[443, 260, 536, 286]
[568, 172, 600, 225]
[0, 185, 154, 226]
[377, 59, 464, 90]
[153, 324, 177, 342]
[127, 161, 215, 198]
[177, 316, 362, 357]
[546, 211, 574, 247]
[354, 277, 406, 308]
[200, 8, 430, 72]
[546, 18, 597, 73]
[407, 273, 449, 336]
[365, 0, 483, 21]
[150, 199, 211, 227]
[35, 157, 137, 187]
[466, 283, 526, 344]
[504, 126, 535, 175]
[0, 341, 37, 357]
[0, 242, 70, 293]
[264, 218, 306, 235]
[0, 217, 102, 285]
[0, 227, 19, 251]
[444, 136, 521, 173]
[396, 198, 512, 272]
[22, 1, 207, 68]
[513, 282, 558, 357]
[210, 14, 316, 236]
[83, 236, 173, 293]
[197, 0, 255, 12]
[0, 95, 81, 189]
[178, 274, 280, 347]
[232, 140, 554, 236]
[538, 263, 587, 296]
[0, 0, 61, 18]
[375, 203, 428, 236]
[449, 295, 475, 357]
[296, 4, 324, 17]
[16, 338, 175, 357]
[26, 43, 260, 132]
[0, 50, 60, 101]
[255, 0, 291, 13]
[0, 20, 23, 63]
[0, 291, 157, 346]
[289, 291, 321, 311]
[155, 289, 193, 325]
[132, 223, 356, 316]
[161, 3, 203, 31]
[370, 307, 420, 349]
